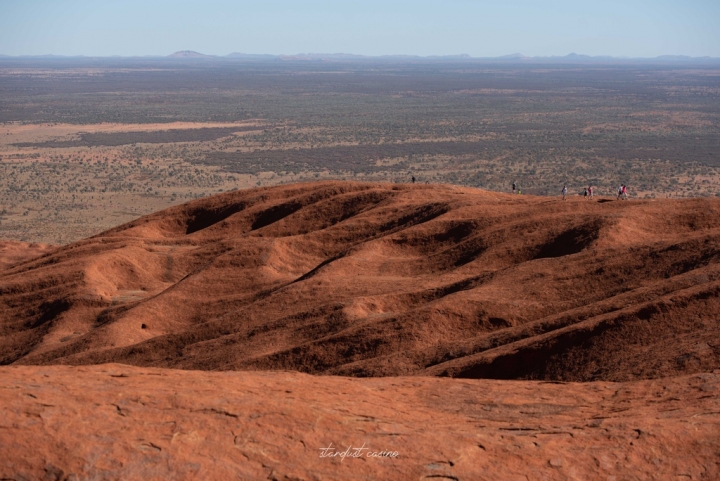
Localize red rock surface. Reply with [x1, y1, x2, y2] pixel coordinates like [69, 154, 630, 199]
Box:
[1, 364, 718, 480]
[2, 181, 719, 381]
[2, 181, 720, 479]
[0, 240, 54, 272]
[0, 182, 720, 381]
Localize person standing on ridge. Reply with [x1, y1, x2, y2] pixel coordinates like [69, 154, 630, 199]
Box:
[583, 188, 588, 199]
[617, 185, 623, 200]
[588, 185, 594, 199]
[512, 181, 516, 194]
[411, 175, 416, 183]
[622, 184, 628, 200]
[562, 185, 567, 200]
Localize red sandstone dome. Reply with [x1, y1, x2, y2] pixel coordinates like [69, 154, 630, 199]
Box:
[2, 181, 719, 381]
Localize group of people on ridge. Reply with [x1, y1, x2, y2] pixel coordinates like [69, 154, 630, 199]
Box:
[559, 184, 626, 200]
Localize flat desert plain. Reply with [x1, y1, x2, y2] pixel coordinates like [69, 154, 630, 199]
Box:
[2, 61, 720, 245]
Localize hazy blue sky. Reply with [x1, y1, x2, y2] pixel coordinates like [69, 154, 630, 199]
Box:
[1, 0, 718, 57]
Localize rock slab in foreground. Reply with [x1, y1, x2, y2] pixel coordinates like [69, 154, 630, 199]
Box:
[1, 365, 719, 480]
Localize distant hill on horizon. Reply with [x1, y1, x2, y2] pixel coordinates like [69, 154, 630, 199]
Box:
[166, 50, 216, 59]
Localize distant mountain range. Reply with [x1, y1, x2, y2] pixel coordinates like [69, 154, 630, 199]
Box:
[1, 51, 719, 64]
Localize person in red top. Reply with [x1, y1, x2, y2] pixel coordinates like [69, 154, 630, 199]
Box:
[588, 185, 594, 199]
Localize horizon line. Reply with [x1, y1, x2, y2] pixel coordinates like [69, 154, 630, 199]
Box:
[1, 51, 719, 62]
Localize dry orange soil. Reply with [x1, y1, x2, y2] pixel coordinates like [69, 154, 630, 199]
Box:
[1, 181, 719, 479]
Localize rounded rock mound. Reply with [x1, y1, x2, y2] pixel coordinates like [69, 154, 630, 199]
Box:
[1, 181, 719, 382]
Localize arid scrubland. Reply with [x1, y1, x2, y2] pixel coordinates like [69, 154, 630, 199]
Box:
[1, 58, 719, 243]
[0, 123, 263, 242]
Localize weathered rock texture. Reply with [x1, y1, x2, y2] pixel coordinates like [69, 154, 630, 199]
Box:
[1, 364, 719, 480]
[2, 181, 720, 479]
[0, 240, 54, 271]
[2, 181, 720, 381]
